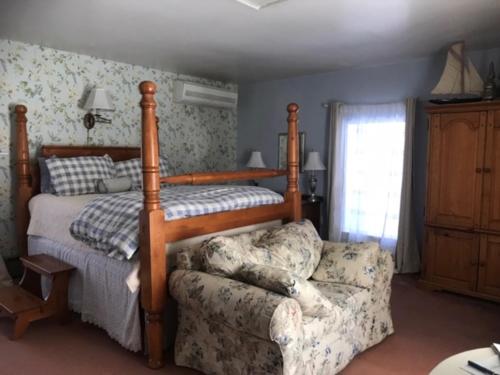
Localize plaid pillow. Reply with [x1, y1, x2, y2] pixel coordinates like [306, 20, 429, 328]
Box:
[115, 157, 169, 189]
[38, 157, 56, 194]
[115, 158, 142, 189]
[45, 155, 116, 196]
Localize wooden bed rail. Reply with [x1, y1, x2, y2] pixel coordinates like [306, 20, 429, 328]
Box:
[160, 168, 287, 185]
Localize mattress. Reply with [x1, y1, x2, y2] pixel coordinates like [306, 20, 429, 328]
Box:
[27, 193, 281, 351]
[70, 185, 284, 259]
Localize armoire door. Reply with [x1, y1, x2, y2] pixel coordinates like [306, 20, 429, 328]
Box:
[424, 227, 479, 291]
[426, 111, 486, 229]
[481, 110, 500, 231]
[477, 235, 500, 297]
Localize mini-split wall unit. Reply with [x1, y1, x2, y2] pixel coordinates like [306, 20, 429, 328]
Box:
[173, 81, 238, 109]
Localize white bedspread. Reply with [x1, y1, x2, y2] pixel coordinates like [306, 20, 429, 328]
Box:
[27, 193, 281, 352]
[28, 194, 143, 351]
[28, 194, 101, 250]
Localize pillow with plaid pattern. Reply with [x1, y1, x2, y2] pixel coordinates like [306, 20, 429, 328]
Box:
[115, 157, 169, 189]
[45, 155, 116, 196]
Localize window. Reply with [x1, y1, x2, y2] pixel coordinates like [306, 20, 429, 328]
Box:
[330, 102, 406, 251]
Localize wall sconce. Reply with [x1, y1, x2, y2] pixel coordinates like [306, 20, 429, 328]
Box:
[83, 87, 115, 130]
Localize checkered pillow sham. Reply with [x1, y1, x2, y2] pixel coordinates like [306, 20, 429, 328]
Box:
[115, 157, 169, 189]
[45, 155, 116, 196]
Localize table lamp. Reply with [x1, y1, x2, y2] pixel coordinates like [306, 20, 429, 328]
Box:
[246, 151, 266, 186]
[304, 151, 326, 202]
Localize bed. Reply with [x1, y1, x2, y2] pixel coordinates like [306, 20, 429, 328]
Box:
[14, 81, 302, 368]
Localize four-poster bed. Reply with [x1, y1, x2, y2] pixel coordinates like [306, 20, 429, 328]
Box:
[15, 80, 302, 368]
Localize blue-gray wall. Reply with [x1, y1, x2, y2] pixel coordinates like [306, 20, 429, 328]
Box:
[237, 47, 500, 246]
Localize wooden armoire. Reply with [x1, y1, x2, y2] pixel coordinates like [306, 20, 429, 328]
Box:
[420, 100, 500, 302]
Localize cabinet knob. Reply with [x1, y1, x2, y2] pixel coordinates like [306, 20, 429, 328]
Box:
[476, 168, 483, 173]
[483, 168, 492, 173]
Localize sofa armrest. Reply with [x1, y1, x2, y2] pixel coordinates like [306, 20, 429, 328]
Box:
[372, 250, 394, 294]
[169, 270, 303, 343]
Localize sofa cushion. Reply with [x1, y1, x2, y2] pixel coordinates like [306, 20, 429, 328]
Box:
[236, 264, 334, 317]
[311, 241, 379, 288]
[254, 220, 323, 279]
[177, 229, 268, 271]
[202, 220, 322, 279]
[310, 281, 370, 314]
[202, 236, 247, 276]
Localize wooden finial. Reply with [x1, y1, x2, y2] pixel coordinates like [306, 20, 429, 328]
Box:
[139, 81, 160, 211]
[140, 81, 157, 95]
[287, 103, 299, 114]
[15, 104, 27, 116]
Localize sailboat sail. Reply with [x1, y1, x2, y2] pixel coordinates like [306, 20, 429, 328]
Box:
[431, 42, 483, 96]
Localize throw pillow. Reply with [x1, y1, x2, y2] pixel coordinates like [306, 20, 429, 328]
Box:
[236, 263, 334, 317]
[46, 154, 115, 196]
[254, 219, 323, 279]
[311, 241, 379, 289]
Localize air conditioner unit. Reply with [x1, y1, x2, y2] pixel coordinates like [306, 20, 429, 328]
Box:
[173, 81, 238, 109]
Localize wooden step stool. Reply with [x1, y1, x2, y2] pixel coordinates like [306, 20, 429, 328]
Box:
[0, 254, 75, 339]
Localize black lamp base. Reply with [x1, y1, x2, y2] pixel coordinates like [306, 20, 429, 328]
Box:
[83, 113, 96, 130]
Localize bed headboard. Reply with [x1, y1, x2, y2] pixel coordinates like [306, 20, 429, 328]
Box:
[40, 145, 141, 161]
[14, 104, 141, 256]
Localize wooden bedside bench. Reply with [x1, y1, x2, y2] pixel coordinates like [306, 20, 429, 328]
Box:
[0, 254, 75, 339]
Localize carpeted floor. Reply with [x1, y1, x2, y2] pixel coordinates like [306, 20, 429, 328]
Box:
[1, 275, 500, 374]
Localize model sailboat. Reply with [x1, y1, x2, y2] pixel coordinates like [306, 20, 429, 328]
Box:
[430, 41, 483, 104]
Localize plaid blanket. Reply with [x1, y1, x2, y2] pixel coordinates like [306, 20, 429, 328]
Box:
[70, 185, 284, 260]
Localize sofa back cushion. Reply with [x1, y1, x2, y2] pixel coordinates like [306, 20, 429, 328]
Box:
[202, 220, 322, 279]
[236, 264, 334, 317]
[311, 241, 379, 289]
[253, 220, 323, 279]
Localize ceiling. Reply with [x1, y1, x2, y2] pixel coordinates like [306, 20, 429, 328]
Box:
[1, 0, 500, 82]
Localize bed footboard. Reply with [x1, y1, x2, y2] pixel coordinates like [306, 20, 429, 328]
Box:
[138, 81, 302, 368]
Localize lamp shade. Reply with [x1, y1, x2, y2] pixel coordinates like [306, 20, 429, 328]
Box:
[84, 87, 114, 111]
[246, 151, 266, 168]
[304, 151, 326, 171]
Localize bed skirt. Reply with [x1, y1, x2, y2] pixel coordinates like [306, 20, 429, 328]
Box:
[28, 235, 142, 351]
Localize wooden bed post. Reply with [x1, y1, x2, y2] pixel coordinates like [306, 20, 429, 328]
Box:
[15, 105, 32, 257]
[285, 103, 302, 221]
[138, 81, 166, 369]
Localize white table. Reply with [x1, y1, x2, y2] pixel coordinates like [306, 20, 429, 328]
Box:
[430, 348, 495, 375]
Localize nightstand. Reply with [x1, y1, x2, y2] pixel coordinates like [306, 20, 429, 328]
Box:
[301, 196, 323, 233]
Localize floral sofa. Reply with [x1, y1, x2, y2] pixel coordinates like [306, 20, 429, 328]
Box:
[169, 220, 394, 375]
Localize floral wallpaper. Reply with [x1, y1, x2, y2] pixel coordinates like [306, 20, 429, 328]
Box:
[0, 39, 237, 258]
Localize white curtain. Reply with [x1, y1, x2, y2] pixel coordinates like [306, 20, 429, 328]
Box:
[328, 100, 418, 271]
